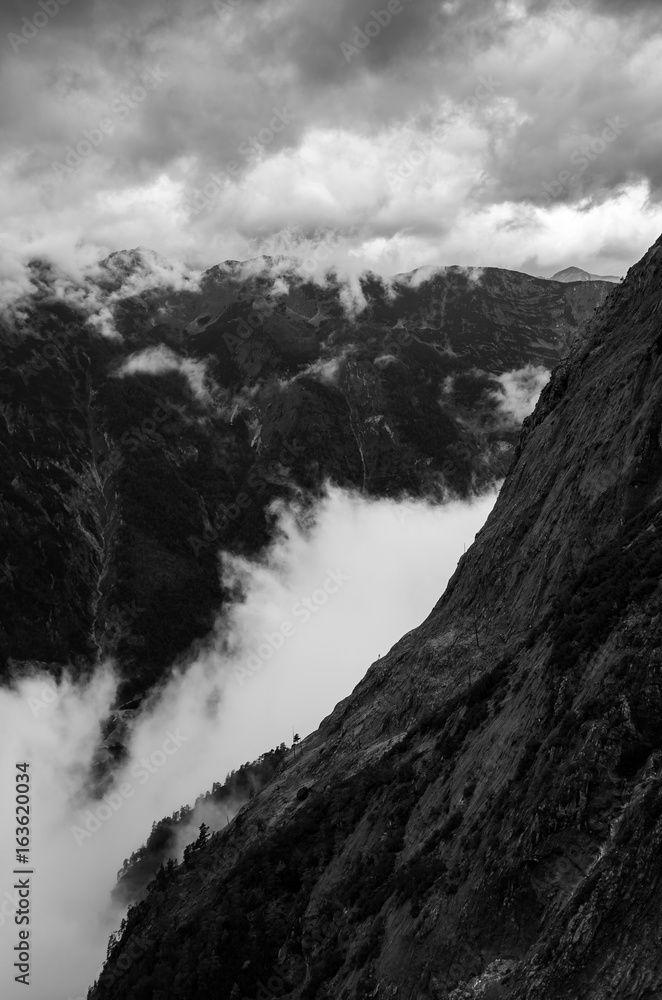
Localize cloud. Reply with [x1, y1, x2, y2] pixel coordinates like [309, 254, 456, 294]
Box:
[373, 352, 401, 368]
[0, 484, 497, 1000]
[1, 0, 661, 292]
[0, 245, 203, 347]
[116, 344, 210, 400]
[91, 246, 201, 296]
[490, 363, 550, 425]
[0, 667, 121, 1000]
[279, 352, 347, 389]
[400, 264, 484, 289]
[303, 356, 343, 385]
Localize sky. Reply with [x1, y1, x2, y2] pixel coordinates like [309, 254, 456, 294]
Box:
[1, 0, 662, 286]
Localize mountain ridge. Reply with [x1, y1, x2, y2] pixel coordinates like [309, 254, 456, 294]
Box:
[0, 258, 610, 702]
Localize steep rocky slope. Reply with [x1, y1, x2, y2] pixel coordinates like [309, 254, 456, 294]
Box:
[89, 235, 662, 1000]
[0, 258, 608, 701]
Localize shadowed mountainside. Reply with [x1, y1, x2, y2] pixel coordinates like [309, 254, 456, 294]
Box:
[0, 257, 608, 702]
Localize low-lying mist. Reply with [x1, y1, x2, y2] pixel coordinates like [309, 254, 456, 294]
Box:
[0, 485, 498, 1000]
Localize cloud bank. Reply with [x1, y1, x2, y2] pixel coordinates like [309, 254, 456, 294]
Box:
[0, 485, 497, 999]
[490, 364, 551, 425]
[117, 345, 210, 400]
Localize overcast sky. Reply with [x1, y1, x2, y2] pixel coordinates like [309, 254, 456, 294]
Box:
[1, 0, 661, 283]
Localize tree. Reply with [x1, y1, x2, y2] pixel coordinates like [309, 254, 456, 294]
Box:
[196, 822, 210, 850]
[292, 732, 300, 757]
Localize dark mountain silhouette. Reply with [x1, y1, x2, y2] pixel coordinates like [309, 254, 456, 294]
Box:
[88, 234, 662, 1000]
[0, 256, 608, 702]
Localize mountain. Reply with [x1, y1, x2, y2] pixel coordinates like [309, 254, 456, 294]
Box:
[88, 234, 662, 1000]
[551, 266, 622, 284]
[0, 258, 610, 702]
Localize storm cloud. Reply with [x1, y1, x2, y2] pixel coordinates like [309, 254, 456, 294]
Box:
[1, 0, 661, 286]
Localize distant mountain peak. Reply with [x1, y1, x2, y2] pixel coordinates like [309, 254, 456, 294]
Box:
[97, 246, 173, 275]
[551, 265, 622, 283]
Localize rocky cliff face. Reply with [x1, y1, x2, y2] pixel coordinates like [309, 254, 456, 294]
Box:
[88, 235, 662, 1000]
[0, 257, 607, 702]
